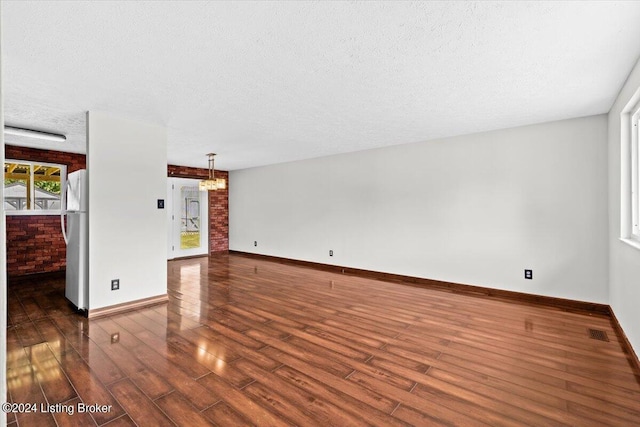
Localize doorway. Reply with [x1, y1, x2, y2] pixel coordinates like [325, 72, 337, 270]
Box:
[167, 177, 209, 259]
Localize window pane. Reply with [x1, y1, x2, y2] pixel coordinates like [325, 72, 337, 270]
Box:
[33, 165, 62, 210]
[180, 186, 201, 249]
[4, 162, 31, 210]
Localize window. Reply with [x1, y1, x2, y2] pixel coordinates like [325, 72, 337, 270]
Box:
[632, 100, 640, 240]
[3, 160, 66, 214]
[622, 93, 640, 249]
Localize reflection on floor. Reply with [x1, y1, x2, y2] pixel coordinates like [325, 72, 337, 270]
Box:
[6, 254, 640, 426]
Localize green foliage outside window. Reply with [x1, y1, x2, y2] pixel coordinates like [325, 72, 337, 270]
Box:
[4, 178, 59, 193]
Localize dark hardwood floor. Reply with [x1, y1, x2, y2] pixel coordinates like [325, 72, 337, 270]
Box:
[5, 254, 640, 426]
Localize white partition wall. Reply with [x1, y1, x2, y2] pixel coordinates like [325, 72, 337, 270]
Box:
[230, 115, 609, 304]
[87, 111, 167, 311]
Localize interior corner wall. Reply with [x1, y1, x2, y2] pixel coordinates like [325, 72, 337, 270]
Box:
[230, 115, 609, 304]
[87, 111, 167, 310]
[608, 56, 640, 356]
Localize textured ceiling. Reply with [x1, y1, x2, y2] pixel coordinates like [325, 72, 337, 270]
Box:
[3, 1, 640, 170]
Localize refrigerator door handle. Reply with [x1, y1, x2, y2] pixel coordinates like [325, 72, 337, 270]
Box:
[61, 179, 69, 245]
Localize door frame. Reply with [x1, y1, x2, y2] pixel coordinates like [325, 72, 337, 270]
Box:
[167, 177, 209, 260]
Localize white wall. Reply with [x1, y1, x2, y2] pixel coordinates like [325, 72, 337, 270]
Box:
[0, 2, 7, 420]
[608, 57, 640, 356]
[87, 111, 167, 310]
[230, 115, 609, 303]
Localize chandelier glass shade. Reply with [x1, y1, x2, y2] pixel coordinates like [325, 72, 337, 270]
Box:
[199, 153, 226, 191]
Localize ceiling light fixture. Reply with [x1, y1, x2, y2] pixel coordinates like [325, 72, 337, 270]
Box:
[4, 125, 66, 142]
[199, 153, 226, 191]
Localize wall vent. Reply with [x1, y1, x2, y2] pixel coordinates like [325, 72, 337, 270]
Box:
[587, 328, 609, 342]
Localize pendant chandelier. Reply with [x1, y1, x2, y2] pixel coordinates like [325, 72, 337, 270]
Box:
[199, 153, 226, 191]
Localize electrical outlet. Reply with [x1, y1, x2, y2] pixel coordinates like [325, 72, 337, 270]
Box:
[524, 269, 533, 280]
[111, 279, 120, 290]
[329, 250, 333, 256]
[254, 241, 257, 247]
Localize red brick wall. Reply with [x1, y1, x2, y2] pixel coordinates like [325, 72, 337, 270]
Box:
[5, 145, 86, 173]
[5, 145, 86, 277]
[168, 165, 229, 253]
[7, 216, 67, 276]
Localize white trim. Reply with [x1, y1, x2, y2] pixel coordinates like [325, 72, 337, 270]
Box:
[3, 210, 63, 216]
[632, 101, 640, 238]
[3, 158, 66, 214]
[620, 237, 640, 252]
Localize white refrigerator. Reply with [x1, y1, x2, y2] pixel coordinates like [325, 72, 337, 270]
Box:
[61, 169, 88, 311]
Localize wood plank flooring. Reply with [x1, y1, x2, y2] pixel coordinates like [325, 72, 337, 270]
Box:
[5, 254, 640, 426]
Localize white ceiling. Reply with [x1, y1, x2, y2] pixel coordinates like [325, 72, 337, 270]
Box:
[3, 1, 640, 171]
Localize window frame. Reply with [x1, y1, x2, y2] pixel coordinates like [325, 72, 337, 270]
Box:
[632, 101, 640, 240]
[3, 159, 67, 216]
